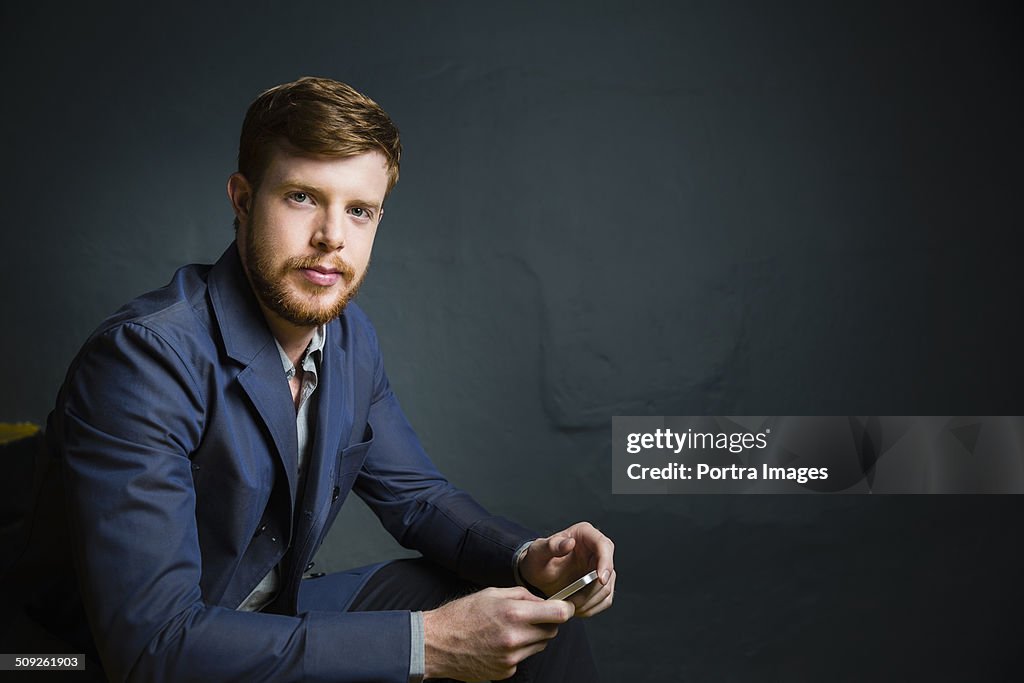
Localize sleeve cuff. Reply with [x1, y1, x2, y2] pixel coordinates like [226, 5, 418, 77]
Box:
[409, 611, 425, 682]
[511, 539, 535, 587]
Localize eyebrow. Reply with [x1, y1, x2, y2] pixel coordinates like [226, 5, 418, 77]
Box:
[274, 179, 326, 195]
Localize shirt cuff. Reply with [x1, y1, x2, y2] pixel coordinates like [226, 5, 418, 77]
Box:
[512, 539, 536, 587]
[409, 611, 425, 682]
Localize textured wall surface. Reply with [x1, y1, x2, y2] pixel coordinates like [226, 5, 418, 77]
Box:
[2, 2, 1022, 680]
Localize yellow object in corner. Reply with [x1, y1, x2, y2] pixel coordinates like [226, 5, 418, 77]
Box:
[0, 422, 40, 444]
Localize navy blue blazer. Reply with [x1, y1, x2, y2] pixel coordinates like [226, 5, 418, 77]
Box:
[38, 243, 536, 682]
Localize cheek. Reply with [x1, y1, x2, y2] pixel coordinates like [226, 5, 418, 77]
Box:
[352, 230, 378, 264]
[256, 208, 307, 248]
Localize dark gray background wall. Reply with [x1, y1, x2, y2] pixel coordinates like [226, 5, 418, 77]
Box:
[2, 1, 1022, 680]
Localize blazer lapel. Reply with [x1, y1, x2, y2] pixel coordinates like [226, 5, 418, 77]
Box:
[208, 243, 299, 513]
[294, 320, 349, 545]
[237, 356, 299, 505]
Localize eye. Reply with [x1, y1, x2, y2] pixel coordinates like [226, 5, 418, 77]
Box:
[288, 192, 311, 204]
[349, 207, 373, 220]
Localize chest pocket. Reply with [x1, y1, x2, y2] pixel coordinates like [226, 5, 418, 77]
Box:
[330, 423, 374, 509]
[311, 425, 373, 555]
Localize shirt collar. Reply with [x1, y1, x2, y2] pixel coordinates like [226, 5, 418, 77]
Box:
[274, 324, 327, 378]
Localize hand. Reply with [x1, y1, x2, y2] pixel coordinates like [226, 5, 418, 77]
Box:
[422, 586, 574, 681]
[518, 521, 616, 618]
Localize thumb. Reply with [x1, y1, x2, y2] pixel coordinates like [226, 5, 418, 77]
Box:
[541, 535, 576, 558]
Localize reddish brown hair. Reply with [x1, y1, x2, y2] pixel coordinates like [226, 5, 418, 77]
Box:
[238, 76, 401, 194]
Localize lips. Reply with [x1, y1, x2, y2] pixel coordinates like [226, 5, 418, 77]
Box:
[290, 255, 355, 288]
[300, 267, 343, 286]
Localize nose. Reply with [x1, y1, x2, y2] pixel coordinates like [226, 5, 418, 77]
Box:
[312, 207, 345, 251]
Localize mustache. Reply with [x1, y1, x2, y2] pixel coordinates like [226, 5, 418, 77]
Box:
[286, 255, 356, 280]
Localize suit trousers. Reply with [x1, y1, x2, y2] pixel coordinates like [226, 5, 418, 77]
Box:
[300, 558, 600, 682]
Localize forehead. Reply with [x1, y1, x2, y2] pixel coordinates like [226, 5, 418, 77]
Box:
[259, 143, 390, 201]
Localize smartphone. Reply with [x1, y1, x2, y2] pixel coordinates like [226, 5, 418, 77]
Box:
[547, 570, 599, 601]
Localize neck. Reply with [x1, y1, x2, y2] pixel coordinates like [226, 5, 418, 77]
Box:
[259, 303, 315, 368]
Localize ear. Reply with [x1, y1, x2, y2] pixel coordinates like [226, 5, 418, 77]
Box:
[227, 173, 254, 226]
[377, 206, 385, 226]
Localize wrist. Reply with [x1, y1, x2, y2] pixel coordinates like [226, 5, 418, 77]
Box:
[515, 541, 548, 597]
[421, 609, 439, 679]
[513, 539, 534, 586]
[421, 607, 452, 680]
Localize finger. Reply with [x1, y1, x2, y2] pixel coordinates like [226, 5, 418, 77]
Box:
[499, 621, 561, 660]
[582, 532, 614, 584]
[576, 570, 615, 616]
[542, 534, 576, 558]
[522, 622, 560, 643]
[577, 571, 616, 617]
[500, 586, 545, 602]
[579, 584, 615, 618]
[566, 523, 614, 579]
[572, 579, 610, 614]
[518, 599, 574, 624]
[504, 625, 560, 667]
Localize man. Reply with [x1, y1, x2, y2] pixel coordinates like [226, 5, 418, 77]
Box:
[12, 77, 614, 681]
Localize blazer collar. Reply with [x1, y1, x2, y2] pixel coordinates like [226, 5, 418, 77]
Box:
[208, 241, 276, 365]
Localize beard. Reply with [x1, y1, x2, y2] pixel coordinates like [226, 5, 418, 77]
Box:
[244, 225, 366, 327]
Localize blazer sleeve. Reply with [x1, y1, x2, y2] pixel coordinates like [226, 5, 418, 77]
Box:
[56, 322, 411, 683]
[352, 321, 538, 588]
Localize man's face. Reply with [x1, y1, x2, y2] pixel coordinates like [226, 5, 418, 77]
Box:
[231, 145, 389, 328]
